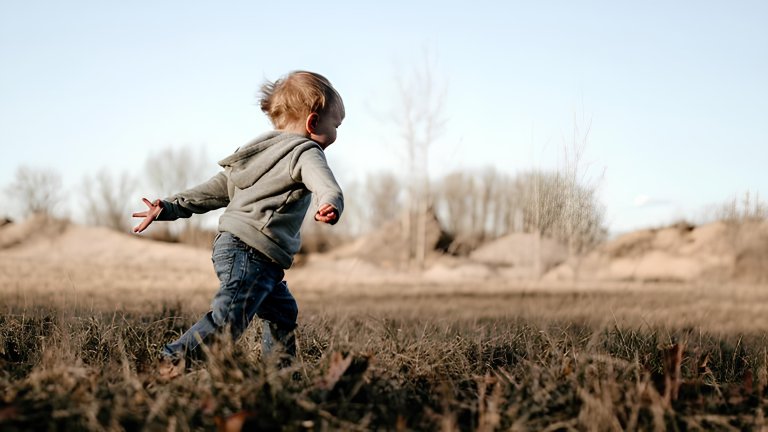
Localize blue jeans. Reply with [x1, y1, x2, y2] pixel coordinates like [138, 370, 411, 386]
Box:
[162, 232, 298, 362]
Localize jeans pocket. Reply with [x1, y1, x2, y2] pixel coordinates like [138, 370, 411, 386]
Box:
[213, 253, 235, 281]
[211, 232, 223, 261]
[212, 232, 239, 260]
[212, 233, 237, 275]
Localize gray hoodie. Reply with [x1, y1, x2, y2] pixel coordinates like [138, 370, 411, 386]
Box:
[157, 131, 344, 268]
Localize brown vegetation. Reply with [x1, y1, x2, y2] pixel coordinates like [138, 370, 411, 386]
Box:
[3, 289, 768, 430]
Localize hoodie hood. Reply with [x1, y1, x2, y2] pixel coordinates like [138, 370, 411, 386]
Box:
[218, 131, 320, 190]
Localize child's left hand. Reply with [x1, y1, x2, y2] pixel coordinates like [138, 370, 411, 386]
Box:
[132, 198, 163, 233]
[314, 203, 338, 224]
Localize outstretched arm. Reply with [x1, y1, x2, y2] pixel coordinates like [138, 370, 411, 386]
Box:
[131, 171, 229, 233]
[155, 171, 230, 220]
[132, 198, 163, 233]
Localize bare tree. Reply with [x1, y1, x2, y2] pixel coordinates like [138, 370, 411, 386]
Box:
[366, 171, 401, 230]
[392, 50, 447, 266]
[81, 169, 136, 231]
[144, 145, 211, 198]
[437, 171, 473, 236]
[491, 173, 517, 237]
[476, 168, 499, 241]
[143, 145, 215, 239]
[436, 167, 517, 242]
[433, 166, 605, 262]
[6, 165, 63, 217]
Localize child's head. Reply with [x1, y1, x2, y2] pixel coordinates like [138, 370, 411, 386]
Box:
[260, 71, 345, 148]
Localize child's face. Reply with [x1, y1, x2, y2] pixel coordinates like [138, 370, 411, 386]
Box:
[307, 107, 343, 150]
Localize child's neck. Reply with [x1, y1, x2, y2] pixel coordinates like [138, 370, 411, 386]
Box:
[280, 123, 309, 138]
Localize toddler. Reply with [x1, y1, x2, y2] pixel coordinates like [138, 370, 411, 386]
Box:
[132, 71, 344, 377]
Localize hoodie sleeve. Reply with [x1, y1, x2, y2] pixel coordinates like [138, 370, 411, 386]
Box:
[156, 171, 230, 221]
[291, 147, 344, 222]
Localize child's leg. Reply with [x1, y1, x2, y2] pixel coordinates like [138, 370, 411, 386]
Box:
[256, 280, 298, 360]
[162, 232, 284, 361]
[161, 312, 217, 361]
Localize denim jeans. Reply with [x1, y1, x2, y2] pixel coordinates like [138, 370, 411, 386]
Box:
[162, 232, 298, 362]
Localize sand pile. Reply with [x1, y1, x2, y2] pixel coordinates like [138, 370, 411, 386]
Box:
[327, 209, 452, 267]
[0, 216, 211, 270]
[545, 220, 768, 283]
[0, 216, 218, 307]
[470, 233, 568, 270]
[418, 233, 568, 282]
[0, 214, 69, 249]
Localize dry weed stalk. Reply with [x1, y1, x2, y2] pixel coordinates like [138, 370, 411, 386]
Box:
[662, 343, 684, 404]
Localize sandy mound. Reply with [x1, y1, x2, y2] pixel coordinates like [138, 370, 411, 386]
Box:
[1, 219, 211, 270]
[308, 225, 570, 284]
[0, 214, 69, 249]
[546, 221, 768, 283]
[328, 210, 452, 267]
[0, 216, 218, 308]
[470, 233, 568, 271]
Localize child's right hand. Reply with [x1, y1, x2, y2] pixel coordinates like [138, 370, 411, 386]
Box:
[132, 198, 163, 233]
[314, 203, 338, 224]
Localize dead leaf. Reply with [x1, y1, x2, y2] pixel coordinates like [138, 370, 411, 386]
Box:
[561, 356, 573, 377]
[743, 369, 754, 395]
[396, 415, 407, 432]
[316, 351, 353, 391]
[0, 405, 18, 422]
[215, 411, 253, 432]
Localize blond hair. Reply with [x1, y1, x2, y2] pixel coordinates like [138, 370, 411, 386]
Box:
[259, 71, 344, 129]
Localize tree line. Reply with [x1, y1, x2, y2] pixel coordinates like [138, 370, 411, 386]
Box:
[3, 154, 607, 254]
[344, 167, 607, 255]
[3, 145, 217, 246]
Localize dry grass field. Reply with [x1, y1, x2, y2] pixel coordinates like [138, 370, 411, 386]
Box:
[3, 218, 768, 430]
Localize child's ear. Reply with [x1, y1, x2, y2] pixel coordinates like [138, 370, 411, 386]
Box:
[305, 112, 319, 133]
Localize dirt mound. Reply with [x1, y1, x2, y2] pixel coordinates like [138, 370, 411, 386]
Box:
[0, 217, 12, 228]
[470, 233, 568, 271]
[328, 210, 452, 267]
[1, 221, 214, 273]
[0, 216, 218, 308]
[546, 220, 768, 283]
[0, 214, 69, 249]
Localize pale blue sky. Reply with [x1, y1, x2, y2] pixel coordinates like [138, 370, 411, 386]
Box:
[1, 1, 766, 233]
